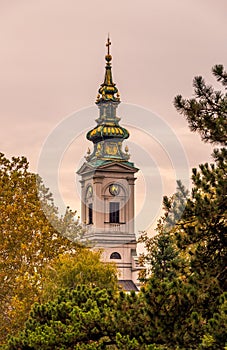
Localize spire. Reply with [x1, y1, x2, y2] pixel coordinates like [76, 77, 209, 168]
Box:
[96, 36, 120, 103]
[85, 38, 131, 165]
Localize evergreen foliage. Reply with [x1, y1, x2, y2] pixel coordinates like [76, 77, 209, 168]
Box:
[174, 64, 227, 145]
[3, 286, 148, 350]
[139, 64, 227, 349]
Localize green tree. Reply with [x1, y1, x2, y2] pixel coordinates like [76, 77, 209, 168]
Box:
[199, 292, 227, 349]
[0, 154, 82, 343]
[139, 176, 226, 348]
[4, 286, 113, 350]
[3, 286, 139, 350]
[139, 65, 227, 349]
[176, 151, 227, 291]
[174, 64, 227, 145]
[41, 249, 119, 302]
[174, 66, 227, 293]
[138, 182, 188, 283]
[138, 203, 203, 348]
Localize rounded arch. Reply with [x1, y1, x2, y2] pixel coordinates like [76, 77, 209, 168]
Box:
[110, 252, 121, 259]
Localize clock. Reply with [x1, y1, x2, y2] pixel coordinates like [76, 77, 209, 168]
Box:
[109, 184, 120, 196]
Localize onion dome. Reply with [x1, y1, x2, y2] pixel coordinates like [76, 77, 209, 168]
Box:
[87, 124, 129, 144]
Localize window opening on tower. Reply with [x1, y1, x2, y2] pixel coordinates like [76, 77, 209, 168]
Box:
[109, 202, 120, 223]
[88, 203, 93, 224]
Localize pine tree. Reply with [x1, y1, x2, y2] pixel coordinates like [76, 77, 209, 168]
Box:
[174, 64, 227, 145]
[139, 195, 203, 348]
[3, 286, 148, 350]
[174, 66, 227, 295]
[139, 65, 227, 349]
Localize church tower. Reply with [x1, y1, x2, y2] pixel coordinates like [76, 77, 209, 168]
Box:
[77, 38, 140, 289]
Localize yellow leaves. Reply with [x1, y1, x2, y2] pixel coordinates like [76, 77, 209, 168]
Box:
[20, 243, 26, 250]
[41, 249, 118, 303]
[0, 154, 82, 344]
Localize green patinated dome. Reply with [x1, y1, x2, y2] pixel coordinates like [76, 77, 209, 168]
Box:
[87, 124, 129, 144]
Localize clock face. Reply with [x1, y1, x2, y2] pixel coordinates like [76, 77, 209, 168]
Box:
[109, 184, 120, 196]
[86, 185, 93, 198]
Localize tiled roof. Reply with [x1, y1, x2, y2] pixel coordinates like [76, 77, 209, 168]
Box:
[118, 280, 139, 292]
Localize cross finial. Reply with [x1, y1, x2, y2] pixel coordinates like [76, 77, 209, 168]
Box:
[106, 35, 111, 55]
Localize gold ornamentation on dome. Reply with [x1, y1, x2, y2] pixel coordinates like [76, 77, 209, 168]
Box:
[95, 143, 102, 156]
[91, 129, 97, 136]
[125, 145, 129, 153]
[105, 143, 118, 155]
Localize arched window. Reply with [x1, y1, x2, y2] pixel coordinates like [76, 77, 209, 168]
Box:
[110, 252, 121, 259]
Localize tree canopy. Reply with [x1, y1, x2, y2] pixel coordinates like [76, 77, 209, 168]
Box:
[0, 154, 83, 343]
[139, 64, 227, 348]
[3, 286, 148, 350]
[41, 249, 119, 303]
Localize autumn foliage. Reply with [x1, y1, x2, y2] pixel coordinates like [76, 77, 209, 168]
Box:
[0, 154, 82, 342]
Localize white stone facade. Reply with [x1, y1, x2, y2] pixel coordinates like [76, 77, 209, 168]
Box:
[77, 161, 140, 287]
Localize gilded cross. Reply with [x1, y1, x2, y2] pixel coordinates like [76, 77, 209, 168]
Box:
[106, 36, 111, 55]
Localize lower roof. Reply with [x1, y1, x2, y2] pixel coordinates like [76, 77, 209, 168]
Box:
[118, 280, 139, 292]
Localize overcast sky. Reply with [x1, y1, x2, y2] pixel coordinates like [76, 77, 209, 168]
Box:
[0, 0, 226, 233]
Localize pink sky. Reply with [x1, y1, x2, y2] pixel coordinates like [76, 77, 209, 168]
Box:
[0, 0, 226, 232]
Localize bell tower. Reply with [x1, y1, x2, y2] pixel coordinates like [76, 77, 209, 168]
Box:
[77, 38, 140, 289]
